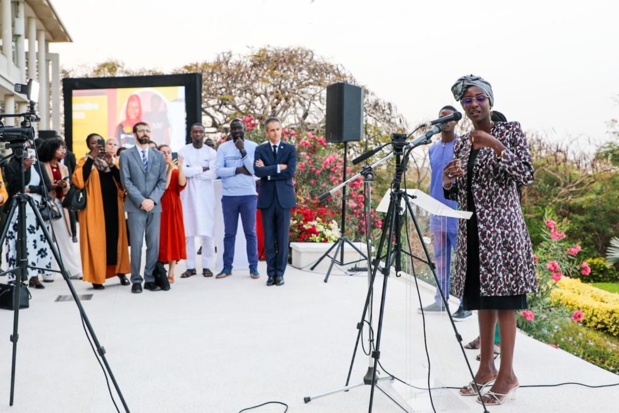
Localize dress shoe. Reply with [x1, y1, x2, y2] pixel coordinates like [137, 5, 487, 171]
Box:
[275, 276, 284, 286]
[144, 282, 161, 292]
[92, 283, 105, 290]
[131, 283, 143, 294]
[266, 277, 275, 286]
[215, 269, 232, 279]
[118, 274, 130, 286]
[453, 307, 472, 321]
[417, 302, 447, 314]
[28, 277, 45, 289]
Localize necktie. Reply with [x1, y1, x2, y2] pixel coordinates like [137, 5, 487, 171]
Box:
[142, 150, 148, 170]
[272, 144, 277, 158]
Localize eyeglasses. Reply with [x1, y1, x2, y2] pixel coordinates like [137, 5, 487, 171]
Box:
[461, 94, 488, 107]
[136, 129, 151, 133]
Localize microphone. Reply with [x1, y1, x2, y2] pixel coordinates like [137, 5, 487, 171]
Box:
[406, 124, 442, 149]
[420, 111, 462, 127]
[352, 144, 387, 165]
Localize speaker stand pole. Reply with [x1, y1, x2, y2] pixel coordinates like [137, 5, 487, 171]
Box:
[311, 141, 368, 282]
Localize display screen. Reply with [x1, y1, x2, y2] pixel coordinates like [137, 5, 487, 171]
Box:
[63, 74, 202, 157]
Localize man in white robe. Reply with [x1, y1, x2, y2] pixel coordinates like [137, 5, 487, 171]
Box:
[179, 123, 218, 277]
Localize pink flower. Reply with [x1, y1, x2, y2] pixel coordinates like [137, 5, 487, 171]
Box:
[520, 310, 535, 321]
[545, 219, 556, 230]
[551, 272, 563, 282]
[550, 229, 566, 240]
[546, 261, 560, 272]
[571, 310, 585, 323]
[580, 262, 591, 276]
[567, 245, 581, 256]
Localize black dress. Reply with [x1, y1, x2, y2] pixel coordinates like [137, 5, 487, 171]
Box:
[461, 149, 527, 310]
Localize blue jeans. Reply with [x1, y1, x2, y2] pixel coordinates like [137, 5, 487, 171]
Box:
[221, 195, 258, 271]
[433, 230, 458, 305]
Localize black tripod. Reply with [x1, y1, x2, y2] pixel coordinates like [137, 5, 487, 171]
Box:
[312, 141, 368, 282]
[305, 132, 489, 412]
[0, 132, 129, 410]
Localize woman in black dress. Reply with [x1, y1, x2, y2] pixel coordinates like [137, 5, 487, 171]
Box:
[443, 75, 537, 405]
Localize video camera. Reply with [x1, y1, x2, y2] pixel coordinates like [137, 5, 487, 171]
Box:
[0, 79, 40, 144]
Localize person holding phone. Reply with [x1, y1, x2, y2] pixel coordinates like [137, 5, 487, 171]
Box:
[157, 144, 187, 282]
[39, 138, 83, 281]
[73, 133, 130, 290]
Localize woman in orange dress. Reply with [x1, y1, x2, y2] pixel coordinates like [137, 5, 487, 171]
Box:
[158, 144, 187, 282]
[72, 133, 131, 289]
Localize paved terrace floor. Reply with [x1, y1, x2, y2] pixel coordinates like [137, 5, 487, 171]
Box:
[0, 257, 618, 413]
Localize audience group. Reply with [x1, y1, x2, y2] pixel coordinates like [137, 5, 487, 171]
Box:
[0, 117, 297, 294]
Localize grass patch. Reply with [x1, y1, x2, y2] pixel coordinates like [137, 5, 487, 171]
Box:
[592, 283, 619, 294]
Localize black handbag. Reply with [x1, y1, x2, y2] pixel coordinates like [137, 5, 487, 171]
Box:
[62, 186, 87, 211]
[0, 282, 31, 310]
[153, 262, 170, 291]
[38, 199, 62, 221]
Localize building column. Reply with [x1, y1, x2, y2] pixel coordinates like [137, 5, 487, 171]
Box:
[16, 0, 26, 82]
[1, 0, 12, 61]
[37, 29, 48, 129]
[50, 53, 60, 132]
[27, 17, 36, 82]
[4, 95, 15, 126]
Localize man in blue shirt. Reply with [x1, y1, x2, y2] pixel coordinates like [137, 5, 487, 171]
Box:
[420, 105, 472, 320]
[215, 119, 259, 279]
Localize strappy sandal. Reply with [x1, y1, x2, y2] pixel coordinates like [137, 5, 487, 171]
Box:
[476, 384, 519, 405]
[168, 275, 175, 284]
[459, 379, 495, 396]
[203, 269, 213, 277]
[464, 336, 481, 350]
[180, 269, 196, 278]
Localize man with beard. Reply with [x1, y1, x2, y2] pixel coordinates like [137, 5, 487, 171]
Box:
[120, 122, 167, 293]
[179, 123, 218, 278]
[215, 119, 259, 279]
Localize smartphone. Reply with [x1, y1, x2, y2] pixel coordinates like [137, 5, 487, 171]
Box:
[172, 152, 178, 161]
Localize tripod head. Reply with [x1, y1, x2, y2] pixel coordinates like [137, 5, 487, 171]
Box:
[0, 79, 39, 146]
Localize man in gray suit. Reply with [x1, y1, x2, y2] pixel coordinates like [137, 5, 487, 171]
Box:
[119, 122, 167, 293]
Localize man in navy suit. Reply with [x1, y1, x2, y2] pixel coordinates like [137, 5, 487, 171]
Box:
[119, 122, 167, 293]
[254, 117, 297, 286]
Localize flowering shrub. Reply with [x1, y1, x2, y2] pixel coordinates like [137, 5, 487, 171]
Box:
[518, 214, 590, 337]
[526, 216, 590, 312]
[291, 130, 381, 242]
[290, 204, 340, 242]
[517, 213, 619, 373]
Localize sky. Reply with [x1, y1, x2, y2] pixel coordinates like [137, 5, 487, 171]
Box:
[50, 0, 619, 151]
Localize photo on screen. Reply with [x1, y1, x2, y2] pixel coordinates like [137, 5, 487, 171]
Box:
[63, 74, 202, 157]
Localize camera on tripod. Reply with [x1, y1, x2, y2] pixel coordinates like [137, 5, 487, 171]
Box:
[0, 79, 40, 145]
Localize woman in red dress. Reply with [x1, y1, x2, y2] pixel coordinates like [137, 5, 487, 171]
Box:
[158, 144, 187, 283]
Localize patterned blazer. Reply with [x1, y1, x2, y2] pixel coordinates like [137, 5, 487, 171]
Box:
[447, 121, 537, 297]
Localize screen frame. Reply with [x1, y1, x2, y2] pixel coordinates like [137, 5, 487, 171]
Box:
[62, 73, 202, 152]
